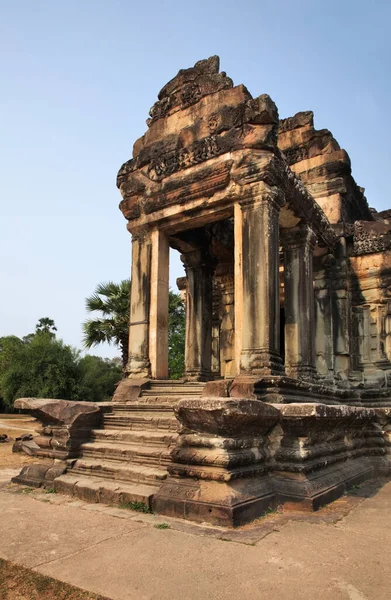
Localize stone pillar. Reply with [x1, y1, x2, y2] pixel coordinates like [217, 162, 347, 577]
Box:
[331, 238, 350, 383]
[314, 254, 335, 381]
[217, 268, 235, 378]
[127, 229, 152, 378]
[234, 202, 243, 376]
[149, 228, 169, 379]
[282, 225, 317, 380]
[239, 192, 284, 375]
[182, 250, 216, 381]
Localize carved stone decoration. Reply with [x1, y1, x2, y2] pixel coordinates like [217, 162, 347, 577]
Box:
[147, 56, 233, 125]
[147, 135, 221, 181]
[352, 220, 391, 255]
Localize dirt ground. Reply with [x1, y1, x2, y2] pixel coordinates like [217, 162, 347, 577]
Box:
[0, 416, 40, 470]
[0, 558, 109, 600]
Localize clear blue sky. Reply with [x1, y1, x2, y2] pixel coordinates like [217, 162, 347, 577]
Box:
[1, 0, 390, 358]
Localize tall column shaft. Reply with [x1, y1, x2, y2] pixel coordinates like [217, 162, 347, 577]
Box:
[127, 229, 152, 378]
[239, 193, 284, 375]
[314, 254, 335, 381]
[234, 202, 243, 375]
[282, 225, 317, 379]
[149, 228, 169, 379]
[331, 237, 350, 381]
[182, 250, 215, 381]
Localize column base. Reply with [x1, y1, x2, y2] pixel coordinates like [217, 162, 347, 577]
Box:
[184, 370, 213, 382]
[285, 365, 318, 381]
[240, 349, 284, 376]
[125, 355, 151, 379]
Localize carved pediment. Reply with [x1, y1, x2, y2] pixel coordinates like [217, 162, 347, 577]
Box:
[147, 56, 233, 125]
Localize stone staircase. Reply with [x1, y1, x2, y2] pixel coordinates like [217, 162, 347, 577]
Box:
[54, 381, 204, 507]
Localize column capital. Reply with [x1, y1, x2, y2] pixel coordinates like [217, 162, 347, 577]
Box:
[130, 225, 152, 242]
[181, 249, 217, 274]
[239, 189, 285, 213]
[280, 224, 317, 251]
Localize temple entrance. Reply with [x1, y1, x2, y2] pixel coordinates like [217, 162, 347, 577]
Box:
[169, 217, 235, 381]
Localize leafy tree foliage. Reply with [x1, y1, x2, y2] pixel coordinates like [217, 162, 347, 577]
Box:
[0, 336, 24, 379]
[0, 320, 122, 409]
[168, 291, 185, 379]
[1, 333, 80, 406]
[78, 355, 122, 403]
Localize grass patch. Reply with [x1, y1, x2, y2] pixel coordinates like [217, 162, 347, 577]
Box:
[0, 557, 110, 599]
[154, 522, 170, 529]
[346, 483, 363, 496]
[44, 487, 57, 494]
[260, 505, 281, 517]
[119, 501, 152, 513]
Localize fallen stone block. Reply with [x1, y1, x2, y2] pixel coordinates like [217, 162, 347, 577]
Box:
[12, 438, 40, 456]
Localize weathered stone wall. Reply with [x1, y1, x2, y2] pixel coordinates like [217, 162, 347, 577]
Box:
[278, 111, 372, 224]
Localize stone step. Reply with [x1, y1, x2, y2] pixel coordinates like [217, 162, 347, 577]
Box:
[54, 474, 157, 507]
[110, 396, 179, 414]
[79, 441, 173, 467]
[113, 403, 177, 411]
[103, 413, 178, 432]
[141, 389, 202, 396]
[72, 457, 168, 485]
[91, 429, 177, 446]
[148, 380, 204, 387]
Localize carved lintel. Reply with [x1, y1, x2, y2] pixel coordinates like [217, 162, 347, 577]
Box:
[147, 135, 221, 181]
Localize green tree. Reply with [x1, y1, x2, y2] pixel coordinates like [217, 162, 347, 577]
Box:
[82, 280, 130, 370]
[0, 336, 24, 378]
[168, 291, 185, 379]
[78, 355, 122, 402]
[0, 336, 24, 408]
[1, 333, 81, 407]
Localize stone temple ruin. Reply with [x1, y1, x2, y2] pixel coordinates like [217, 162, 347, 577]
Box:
[14, 57, 391, 526]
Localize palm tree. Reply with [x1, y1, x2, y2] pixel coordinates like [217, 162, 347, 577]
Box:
[82, 280, 186, 377]
[82, 280, 131, 370]
[35, 317, 57, 338]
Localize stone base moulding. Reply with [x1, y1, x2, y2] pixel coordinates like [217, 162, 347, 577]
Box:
[153, 476, 277, 527]
[153, 397, 388, 526]
[153, 397, 280, 526]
